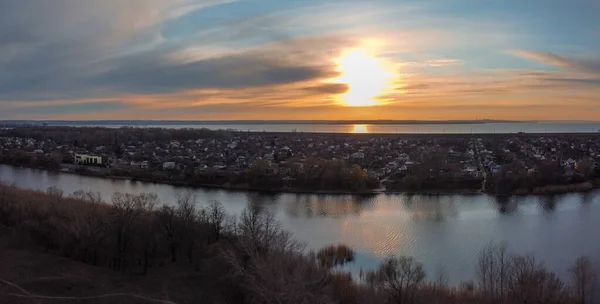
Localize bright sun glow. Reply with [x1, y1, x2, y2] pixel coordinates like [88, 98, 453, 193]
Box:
[333, 47, 394, 107]
[352, 124, 369, 133]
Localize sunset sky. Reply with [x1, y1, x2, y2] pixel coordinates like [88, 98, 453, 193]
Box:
[1, 0, 599, 121]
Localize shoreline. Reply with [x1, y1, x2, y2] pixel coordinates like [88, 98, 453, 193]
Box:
[2, 163, 598, 197]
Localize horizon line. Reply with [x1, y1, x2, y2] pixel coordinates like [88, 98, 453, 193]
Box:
[1, 119, 600, 124]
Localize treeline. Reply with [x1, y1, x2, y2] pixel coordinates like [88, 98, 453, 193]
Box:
[108, 158, 375, 192]
[0, 184, 598, 303]
[246, 158, 376, 192]
[1, 126, 239, 147]
[486, 158, 599, 194]
[0, 149, 63, 170]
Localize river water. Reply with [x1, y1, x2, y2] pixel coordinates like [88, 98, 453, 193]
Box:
[1, 164, 599, 285]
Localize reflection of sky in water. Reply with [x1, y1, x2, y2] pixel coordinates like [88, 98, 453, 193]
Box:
[277, 192, 600, 284]
[2, 165, 600, 286]
[84, 122, 600, 134]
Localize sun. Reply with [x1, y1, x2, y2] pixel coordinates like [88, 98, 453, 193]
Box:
[333, 47, 394, 107]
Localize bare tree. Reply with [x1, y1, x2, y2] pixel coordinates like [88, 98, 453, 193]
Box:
[239, 206, 298, 254]
[69, 190, 106, 265]
[243, 249, 333, 304]
[110, 192, 158, 271]
[507, 254, 570, 304]
[204, 200, 225, 243]
[45, 186, 64, 198]
[221, 206, 325, 304]
[365, 256, 426, 303]
[175, 191, 198, 262]
[156, 205, 178, 262]
[70, 190, 102, 205]
[476, 242, 510, 301]
[570, 256, 598, 304]
[316, 244, 355, 268]
[433, 264, 448, 291]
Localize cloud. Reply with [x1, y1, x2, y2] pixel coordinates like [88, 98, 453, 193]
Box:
[424, 59, 463, 67]
[512, 50, 600, 75]
[90, 49, 339, 95]
[511, 50, 573, 69]
[0, 0, 235, 100]
[401, 59, 463, 68]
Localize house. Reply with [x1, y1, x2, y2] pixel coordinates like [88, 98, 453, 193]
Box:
[397, 153, 410, 162]
[565, 158, 576, 167]
[279, 167, 292, 177]
[351, 152, 365, 159]
[162, 162, 176, 170]
[264, 153, 275, 161]
[75, 154, 102, 165]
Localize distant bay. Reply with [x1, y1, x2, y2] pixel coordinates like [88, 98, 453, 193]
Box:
[1, 120, 600, 134]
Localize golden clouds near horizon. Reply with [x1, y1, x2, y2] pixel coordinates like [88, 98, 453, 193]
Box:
[332, 44, 397, 107]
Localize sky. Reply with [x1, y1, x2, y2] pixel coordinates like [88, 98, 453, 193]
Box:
[1, 0, 599, 121]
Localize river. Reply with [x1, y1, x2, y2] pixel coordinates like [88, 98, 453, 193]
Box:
[1, 164, 599, 285]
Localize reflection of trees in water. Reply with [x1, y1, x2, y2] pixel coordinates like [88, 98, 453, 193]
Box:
[495, 195, 518, 214]
[538, 195, 558, 211]
[404, 195, 459, 221]
[245, 192, 280, 213]
[283, 194, 376, 218]
[495, 190, 600, 214]
[580, 191, 594, 205]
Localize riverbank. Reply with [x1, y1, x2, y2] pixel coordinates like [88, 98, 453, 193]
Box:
[2, 163, 599, 196]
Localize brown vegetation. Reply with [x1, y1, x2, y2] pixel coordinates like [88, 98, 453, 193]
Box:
[0, 183, 598, 303]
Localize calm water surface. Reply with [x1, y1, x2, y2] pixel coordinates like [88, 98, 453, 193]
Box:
[1, 164, 599, 285]
[72, 122, 600, 134]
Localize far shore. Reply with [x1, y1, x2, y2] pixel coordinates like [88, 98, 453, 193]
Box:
[2, 163, 598, 197]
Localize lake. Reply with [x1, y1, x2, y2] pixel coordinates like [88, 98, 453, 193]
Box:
[1, 164, 599, 285]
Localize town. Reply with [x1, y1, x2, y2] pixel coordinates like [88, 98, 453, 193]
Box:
[1, 126, 599, 194]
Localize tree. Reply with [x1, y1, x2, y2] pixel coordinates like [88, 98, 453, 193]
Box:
[576, 157, 595, 180]
[366, 256, 426, 303]
[570, 256, 598, 304]
[347, 164, 367, 191]
[476, 242, 510, 301]
[247, 159, 274, 188]
[204, 200, 225, 243]
[110, 192, 158, 271]
[507, 254, 570, 304]
[114, 145, 124, 158]
[316, 244, 355, 268]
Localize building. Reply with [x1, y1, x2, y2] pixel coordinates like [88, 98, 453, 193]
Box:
[163, 162, 176, 170]
[75, 154, 102, 165]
